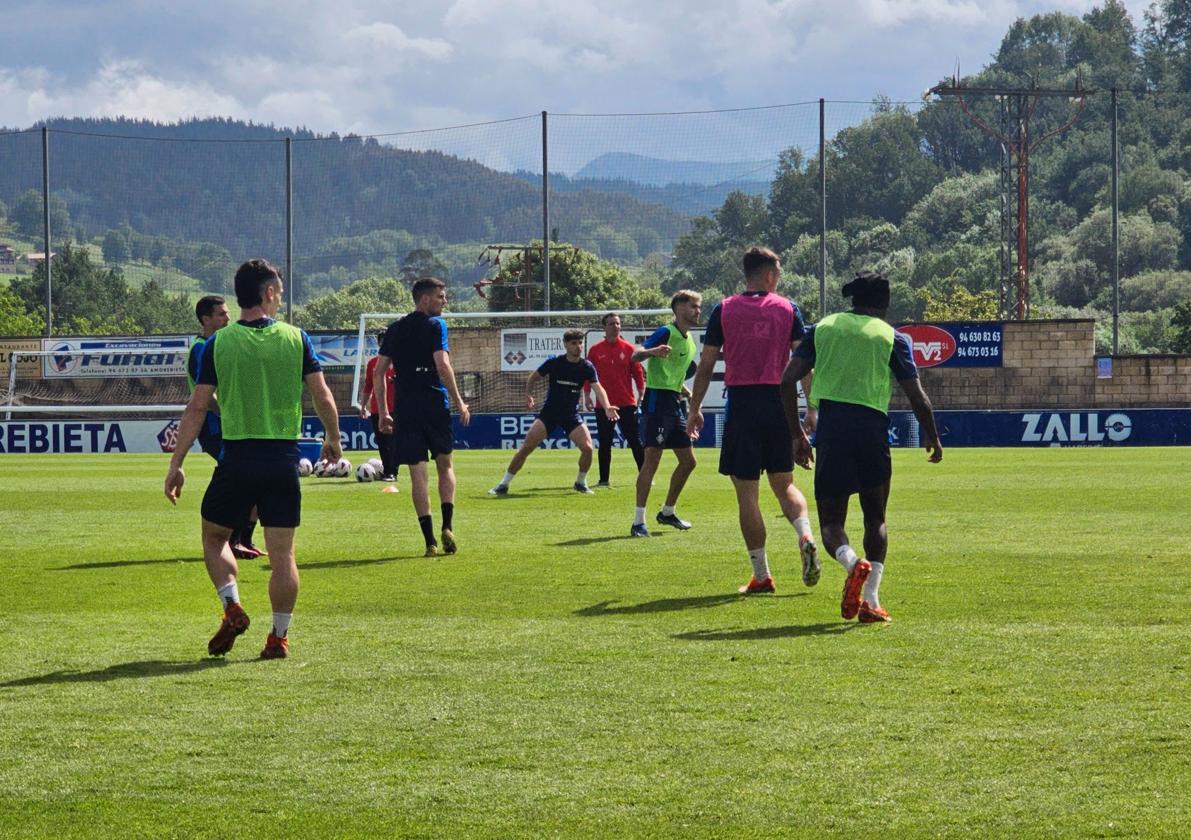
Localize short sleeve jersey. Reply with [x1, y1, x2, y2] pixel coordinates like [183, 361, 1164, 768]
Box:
[379, 312, 449, 410]
[537, 356, 597, 415]
[195, 318, 321, 462]
[643, 324, 696, 392]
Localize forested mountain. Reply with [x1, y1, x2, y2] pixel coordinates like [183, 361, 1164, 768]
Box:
[668, 0, 1191, 353]
[0, 117, 688, 268]
[575, 152, 773, 186]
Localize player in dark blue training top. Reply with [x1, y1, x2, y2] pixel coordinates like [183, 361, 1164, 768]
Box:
[490, 329, 620, 495]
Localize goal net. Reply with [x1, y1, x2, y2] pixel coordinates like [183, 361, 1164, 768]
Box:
[351, 309, 685, 414]
[3, 349, 190, 419]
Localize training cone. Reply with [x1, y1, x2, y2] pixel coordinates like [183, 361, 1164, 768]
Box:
[382, 485, 400, 494]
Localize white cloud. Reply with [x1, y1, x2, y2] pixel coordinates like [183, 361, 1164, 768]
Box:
[343, 22, 453, 61]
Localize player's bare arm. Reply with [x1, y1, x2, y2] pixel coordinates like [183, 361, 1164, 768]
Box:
[684, 341, 719, 438]
[306, 370, 343, 463]
[524, 369, 542, 410]
[791, 339, 816, 434]
[373, 354, 395, 433]
[591, 382, 619, 422]
[632, 345, 670, 363]
[781, 356, 815, 468]
[900, 378, 943, 462]
[434, 349, 471, 426]
[164, 384, 214, 504]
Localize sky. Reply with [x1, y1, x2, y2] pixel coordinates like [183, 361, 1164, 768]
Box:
[0, 1, 1156, 172]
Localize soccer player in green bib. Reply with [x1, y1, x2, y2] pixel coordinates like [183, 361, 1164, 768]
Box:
[630, 290, 702, 537]
[781, 271, 942, 623]
[166, 259, 342, 659]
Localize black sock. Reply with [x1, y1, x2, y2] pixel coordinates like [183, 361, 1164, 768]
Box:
[441, 503, 454, 531]
[241, 519, 257, 547]
[418, 515, 436, 546]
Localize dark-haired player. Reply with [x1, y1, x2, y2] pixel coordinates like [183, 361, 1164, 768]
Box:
[166, 260, 342, 659]
[688, 246, 819, 594]
[781, 270, 942, 623]
[374, 278, 471, 557]
[186, 295, 261, 560]
[584, 312, 646, 487]
[490, 329, 620, 495]
[630, 290, 701, 537]
[360, 332, 399, 482]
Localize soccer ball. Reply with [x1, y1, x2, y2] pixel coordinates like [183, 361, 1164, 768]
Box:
[298, 458, 313, 477]
[312, 458, 331, 477]
[334, 458, 352, 477]
[368, 458, 384, 472]
[355, 462, 376, 482]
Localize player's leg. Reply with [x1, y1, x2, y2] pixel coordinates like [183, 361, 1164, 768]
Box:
[618, 408, 645, 471]
[818, 493, 871, 620]
[633, 446, 663, 536]
[260, 526, 298, 658]
[435, 451, 458, 554]
[660, 445, 696, 517]
[594, 408, 615, 486]
[491, 419, 548, 494]
[568, 420, 595, 493]
[732, 477, 775, 593]
[856, 480, 892, 622]
[199, 464, 252, 656]
[768, 471, 819, 586]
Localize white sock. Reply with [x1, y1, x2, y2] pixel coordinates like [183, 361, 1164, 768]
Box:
[272, 612, 292, 638]
[576, 470, 588, 485]
[216, 581, 239, 608]
[661, 504, 675, 517]
[792, 516, 813, 541]
[862, 562, 884, 607]
[501, 471, 515, 487]
[748, 548, 770, 580]
[633, 507, 646, 526]
[835, 544, 859, 572]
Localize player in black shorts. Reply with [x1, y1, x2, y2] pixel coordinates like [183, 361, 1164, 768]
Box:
[186, 295, 261, 560]
[373, 277, 471, 557]
[782, 271, 942, 624]
[166, 259, 342, 660]
[489, 329, 620, 496]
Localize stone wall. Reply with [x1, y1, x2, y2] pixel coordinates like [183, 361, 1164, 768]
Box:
[323, 319, 1191, 413]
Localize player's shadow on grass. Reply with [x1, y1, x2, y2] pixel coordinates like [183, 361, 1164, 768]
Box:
[0, 658, 250, 688]
[553, 533, 671, 547]
[576, 593, 807, 616]
[270, 553, 427, 571]
[674, 622, 860, 641]
[54, 557, 203, 570]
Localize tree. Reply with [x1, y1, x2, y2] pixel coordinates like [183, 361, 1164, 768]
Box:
[399, 248, 448, 283]
[102, 228, 132, 263]
[0, 286, 41, 336]
[487, 244, 643, 313]
[10, 190, 71, 240]
[921, 283, 1000, 321]
[10, 242, 131, 333]
[294, 276, 414, 331]
[1170, 299, 1191, 352]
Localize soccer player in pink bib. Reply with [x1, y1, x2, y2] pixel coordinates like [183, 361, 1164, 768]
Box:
[687, 246, 820, 595]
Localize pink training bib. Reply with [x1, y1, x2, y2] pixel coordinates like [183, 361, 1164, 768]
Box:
[720, 293, 796, 386]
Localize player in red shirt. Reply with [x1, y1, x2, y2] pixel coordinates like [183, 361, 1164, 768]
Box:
[360, 337, 399, 481]
[584, 312, 646, 487]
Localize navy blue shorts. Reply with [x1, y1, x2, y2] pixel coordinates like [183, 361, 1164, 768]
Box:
[813, 399, 892, 498]
[718, 386, 794, 480]
[201, 458, 302, 529]
[640, 389, 691, 449]
[537, 406, 584, 435]
[394, 400, 454, 464]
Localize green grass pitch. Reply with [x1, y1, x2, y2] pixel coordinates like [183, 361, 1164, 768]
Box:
[1, 448, 1188, 838]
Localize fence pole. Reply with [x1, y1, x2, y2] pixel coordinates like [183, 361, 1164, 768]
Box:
[286, 137, 293, 322]
[1111, 87, 1119, 356]
[41, 126, 51, 337]
[542, 110, 550, 315]
[818, 98, 826, 320]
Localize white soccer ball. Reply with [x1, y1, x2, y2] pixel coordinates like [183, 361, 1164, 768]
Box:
[312, 458, 331, 477]
[298, 458, 313, 477]
[334, 458, 353, 477]
[355, 462, 376, 482]
[368, 458, 384, 472]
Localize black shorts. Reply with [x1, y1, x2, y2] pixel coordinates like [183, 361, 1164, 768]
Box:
[201, 458, 302, 529]
[718, 386, 794, 480]
[537, 406, 584, 435]
[394, 401, 454, 464]
[640, 389, 691, 449]
[813, 399, 892, 499]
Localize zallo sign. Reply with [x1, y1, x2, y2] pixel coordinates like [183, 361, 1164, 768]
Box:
[1020, 412, 1132, 444]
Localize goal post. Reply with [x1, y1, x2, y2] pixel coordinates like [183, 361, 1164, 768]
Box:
[3, 349, 189, 420]
[351, 309, 673, 413]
